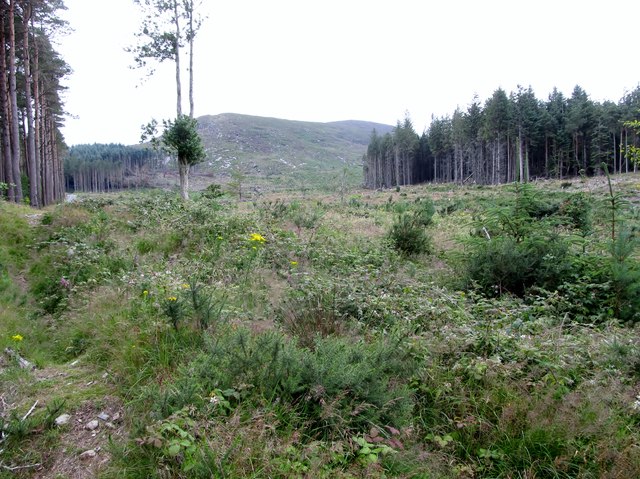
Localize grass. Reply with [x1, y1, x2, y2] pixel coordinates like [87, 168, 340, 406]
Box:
[0, 173, 639, 477]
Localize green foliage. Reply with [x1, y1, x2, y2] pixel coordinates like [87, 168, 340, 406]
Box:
[388, 213, 432, 255]
[162, 296, 183, 330]
[162, 327, 416, 438]
[412, 197, 436, 227]
[137, 407, 199, 474]
[288, 201, 324, 232]
[623, 119, 640, 166]
[558, 192, 592, 234]
[161, 115, 206, 167]
[0, 398, 65, 445]
[609, 229, 640, 322]
[65, 144, 159, 193]
[353, 435, 396, 465]
[465, 184, 574, 296]
[201, 183, 224, 199]
[185, 280, 225, 331]
[277, 288, 346, 349]
[466, 234, 573, 296]
[4, 177, 640, 478]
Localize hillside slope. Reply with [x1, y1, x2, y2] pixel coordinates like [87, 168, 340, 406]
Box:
[194, 113, 394, 190]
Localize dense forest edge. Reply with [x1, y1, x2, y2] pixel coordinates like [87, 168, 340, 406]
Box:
[364, 85, 640, 188]
[0, 1, 67, 207]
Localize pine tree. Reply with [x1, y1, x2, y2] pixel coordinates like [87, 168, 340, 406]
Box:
[130, 0, 205, 199]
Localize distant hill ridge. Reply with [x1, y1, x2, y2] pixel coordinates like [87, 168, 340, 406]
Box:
[194, 113, 394, 185]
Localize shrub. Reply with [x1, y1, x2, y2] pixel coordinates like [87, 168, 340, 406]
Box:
[559, 192, 592, 234]
[466, 234, 573, 297]
[164, 327, 416, 438]
[277, 289, 347, 349]
[413, 197, 436, 227]
[388, 214, 431, 255]
[201, 183, 224, 199]
[609, 229, 640, 323]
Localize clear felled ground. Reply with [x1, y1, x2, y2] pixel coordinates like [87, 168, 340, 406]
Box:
[1, 173, 639, 478]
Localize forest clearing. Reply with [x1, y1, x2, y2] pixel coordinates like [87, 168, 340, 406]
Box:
[1, 1, 640, 477]
[1, 173, 639, 478]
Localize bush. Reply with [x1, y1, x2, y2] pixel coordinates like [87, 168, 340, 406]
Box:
[201, 183, 224, 199]
[388, 213, 431, 255]
[559, 192, 592, 234]
[163, 327, 415, 438]
[466, 234, 573, 297]
[609, 229, 640, 323]
[413, 197, 436, 227]
[277, 288, 347, 349]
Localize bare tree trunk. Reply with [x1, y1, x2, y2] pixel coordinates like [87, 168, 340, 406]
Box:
[179, 161, 189, 200]
[0, 5, 16, 201]
[23, 3, 39, 207]
[393, 148, 400, 186]
[624, 128, 628, 174]
[544, 135, 549, 178]
[518, 129, 524, 183]
[612, 132, 617, 174]
[188, 0, 194, 118]
[524, 142, 529, 183]
[172, 0, 182, 117]
[8, 0, 23, 202]
[506, 134, 511, 182]
[32, 12, 43, 204]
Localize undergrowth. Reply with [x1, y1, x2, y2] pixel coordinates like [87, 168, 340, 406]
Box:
[1, 176, 639, 477]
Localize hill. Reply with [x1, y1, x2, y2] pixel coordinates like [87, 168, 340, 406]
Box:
[194, 113, 394, 190]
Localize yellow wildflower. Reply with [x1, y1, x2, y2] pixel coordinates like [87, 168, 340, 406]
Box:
[249, 233, 266, 243]
[143, 290, 149, 296]
[12, 334, 23, 342]
[290, 261, 298, 266]
[181, 283, 190, 289]
[167, 296, 178, 302]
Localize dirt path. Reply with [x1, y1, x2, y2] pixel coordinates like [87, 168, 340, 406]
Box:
[0, 211, 127, 477]
[0, 357, 127, 478]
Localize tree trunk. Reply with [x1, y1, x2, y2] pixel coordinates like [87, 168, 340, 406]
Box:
[23, 3, 39, 207]
[178, 161, 189, 200]
[32, 12, 43, 204]
[612, 132, 617, 174]
[624, 128, 628, 173]
[544, 135, 549, 177]
[524, 142, 529, 183]
[0, 5, 16, 201]
[518, 129, 524, 183]
[8, 0, 23, 202]
[188, 0, 194, 118]
[172, 0, 182, 116]
[178, 161, 189, 201]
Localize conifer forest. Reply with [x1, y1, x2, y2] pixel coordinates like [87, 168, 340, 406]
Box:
[364, 86, 640, 188]
[0, 0, 67, 207]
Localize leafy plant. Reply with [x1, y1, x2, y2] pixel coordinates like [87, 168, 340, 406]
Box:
[353, 435, 396, 465]
[138, 407, 198, 473]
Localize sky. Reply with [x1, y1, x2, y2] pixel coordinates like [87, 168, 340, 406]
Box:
[57, 0, 640, 146]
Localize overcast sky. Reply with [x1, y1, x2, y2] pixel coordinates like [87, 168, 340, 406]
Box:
[57, 0, 640, 146]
